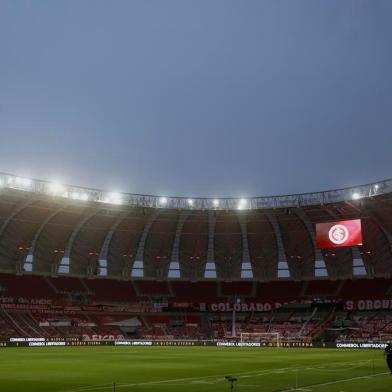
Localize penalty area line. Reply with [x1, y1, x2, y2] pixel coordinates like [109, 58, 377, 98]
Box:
[280, 372, 389, 392]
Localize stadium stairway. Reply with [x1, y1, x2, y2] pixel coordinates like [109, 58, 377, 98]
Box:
[44, 276, 59, 294]
[299, 307, 318, 336]
[1, 309, 28, 336]
[310, 306, 336, 337]
[131, 280, 141, 296]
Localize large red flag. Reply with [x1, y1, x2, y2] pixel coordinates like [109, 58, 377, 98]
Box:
[316, 219, 362, 249]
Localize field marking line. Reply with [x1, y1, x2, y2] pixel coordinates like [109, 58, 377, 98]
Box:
[283, 388, 311, 392]
[280, 372, 389, 392]
[59, 366, 296, 392]
[60, 383, 114, 392]
[60, 359, 378, 392]
[310, 360, 372, 373]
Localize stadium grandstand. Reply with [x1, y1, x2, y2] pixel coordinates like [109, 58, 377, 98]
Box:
[0, 172, 391, 345]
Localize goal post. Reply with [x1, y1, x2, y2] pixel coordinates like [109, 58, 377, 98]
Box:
[240, 332, 281, 347]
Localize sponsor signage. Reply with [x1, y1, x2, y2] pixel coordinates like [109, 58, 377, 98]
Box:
[0, 338, 386, 350]
[316, 219, 362, 249]
[199, 302, 282, 312]
[344, 299, 392, 311]
[336, 342, 387, 349]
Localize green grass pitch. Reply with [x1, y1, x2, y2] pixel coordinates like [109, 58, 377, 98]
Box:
[0, 346, 391, 391]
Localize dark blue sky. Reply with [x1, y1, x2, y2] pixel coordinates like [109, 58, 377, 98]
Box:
[0, 0, 391, 198]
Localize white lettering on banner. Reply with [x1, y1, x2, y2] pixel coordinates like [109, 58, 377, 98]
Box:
[0, 296, 52, 305]
[337, 342, 387, 349]
[204, 302, 282, 312]
[344, 299, 392, 311]
[217, 342, 261, 347]
[10, 337, 45, 342]
[83, 334, 125, 341]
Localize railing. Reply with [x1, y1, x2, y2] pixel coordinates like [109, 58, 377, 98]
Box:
[1, 171, 391, 210]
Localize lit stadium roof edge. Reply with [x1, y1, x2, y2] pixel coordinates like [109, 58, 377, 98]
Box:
[0, 171, 390, 210]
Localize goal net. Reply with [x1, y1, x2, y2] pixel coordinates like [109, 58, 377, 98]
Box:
[379, 333, 392, 343]
[240, 332, 280, 347]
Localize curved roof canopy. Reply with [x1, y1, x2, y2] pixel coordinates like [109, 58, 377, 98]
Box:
[0, 172, 390, 210]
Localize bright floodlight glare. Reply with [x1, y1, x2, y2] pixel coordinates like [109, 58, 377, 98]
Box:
[72, 192, 80, 200]
[21, 178, 32, 187]
[107, 192, 122, 205]
[352, 192, 361, 200]
[10, 177, 31, 187]
[160, 197, 167, 205]
[81, 193, 89, 201]
[213, 199, 219, 207]
[374, 184, 379, 190]
[237, 198, 247, 210]
[188, 199, 194, 206]
[49, 182, 65, 194]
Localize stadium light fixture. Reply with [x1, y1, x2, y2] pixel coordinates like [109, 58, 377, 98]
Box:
[8, 176, 32, 188]
[213, 199, 219, 207]
[352, 192, 361, 200]
[159, 197, 167, 206]
[71, 192, 88, 201]
[187, 198, 194, 206]
[48, 182, 65, 195]
[237, 198, 247, 210]
[21, 178, 32, 187]
[107, 192, 122, 205]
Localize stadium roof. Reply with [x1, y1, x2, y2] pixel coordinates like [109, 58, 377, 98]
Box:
[0, 172, 390, 211]
[1, 171, 392, 282]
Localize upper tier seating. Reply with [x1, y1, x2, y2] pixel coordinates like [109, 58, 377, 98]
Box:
[0, 274, 57, 299]
[304, 280, 340, 297]
[48, 276, 87, 293]
[134, 281, 171, 296]
[84, 278, 138, 303]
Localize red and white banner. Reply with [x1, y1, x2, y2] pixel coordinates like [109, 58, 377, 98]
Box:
[345, 299, 392, 311]
[316, 219, 362, 249]
[198, 302, 282, 312]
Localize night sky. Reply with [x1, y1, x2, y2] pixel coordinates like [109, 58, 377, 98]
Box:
[0, 0, 391, 198]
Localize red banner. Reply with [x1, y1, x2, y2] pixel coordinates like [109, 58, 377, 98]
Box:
[316, 219, 362, 249]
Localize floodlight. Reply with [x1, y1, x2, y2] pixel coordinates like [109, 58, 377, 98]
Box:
[71, 192, 80, 200]
[188, 199, 194, 206]
[80, 193, 89, 201]
[237, 198, 247, 210]
[21, 178, 32, 187]
[352, 192, 361, 200]
[108, 192, 122, 204]
[49, 182, 65, 195]
[159, 197, 167, 205]
[10, 177, 31, 188]
[213, 199, 219, 207]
